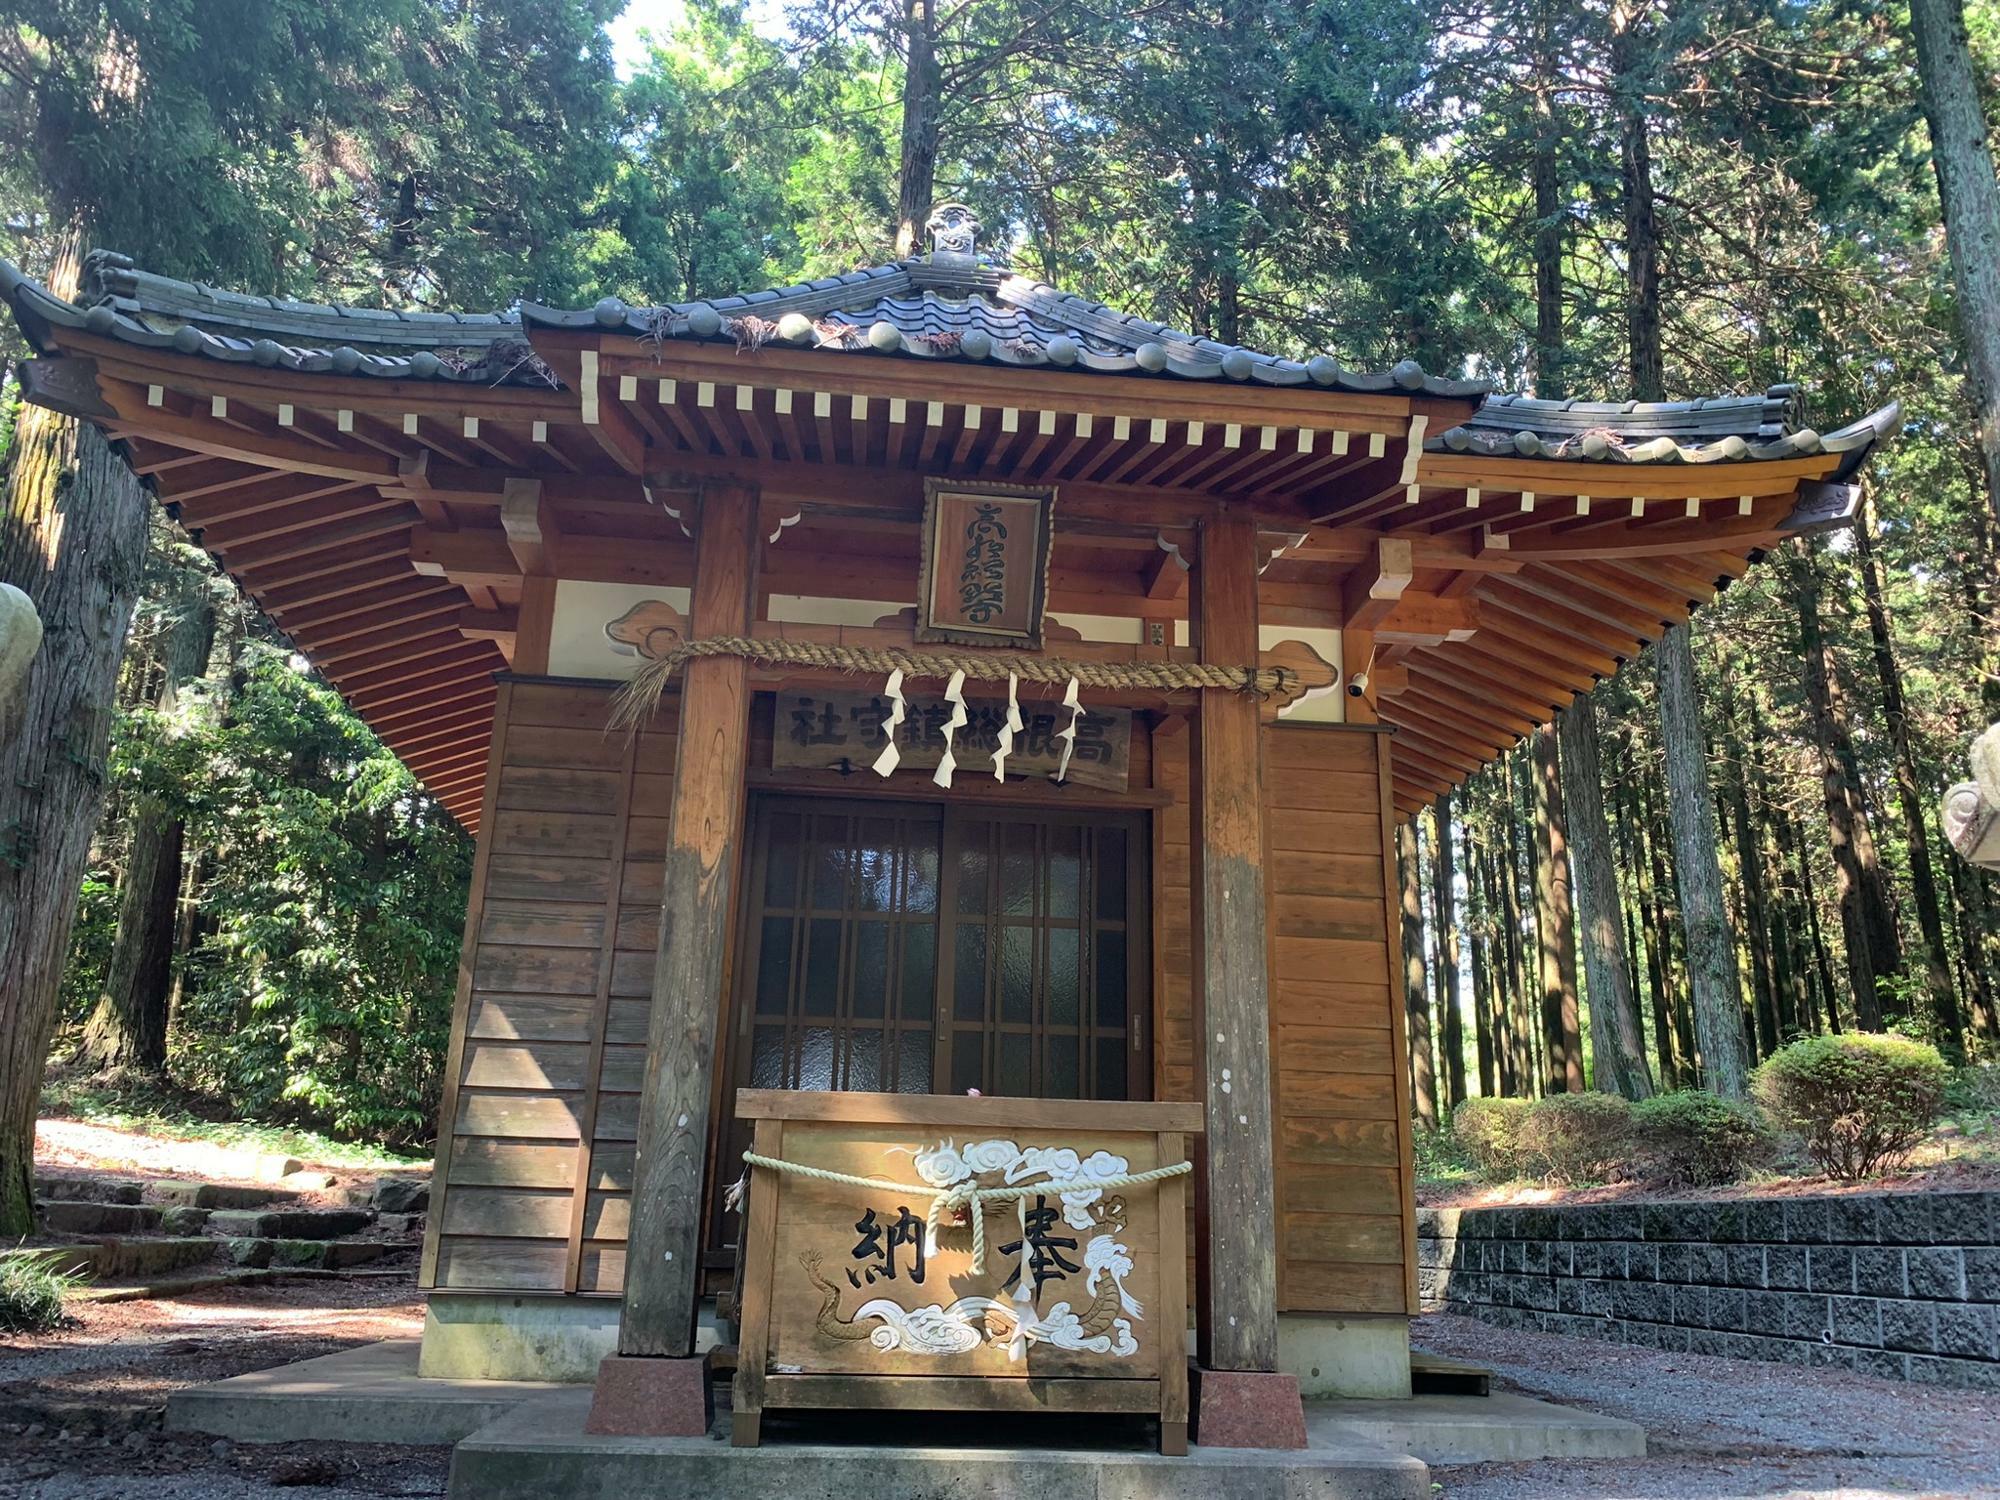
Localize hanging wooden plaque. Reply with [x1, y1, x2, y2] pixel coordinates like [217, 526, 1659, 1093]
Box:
[917, 479, 1056, 649]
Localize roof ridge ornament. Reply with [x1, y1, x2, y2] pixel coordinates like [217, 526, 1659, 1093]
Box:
[925, 203, 982, 262]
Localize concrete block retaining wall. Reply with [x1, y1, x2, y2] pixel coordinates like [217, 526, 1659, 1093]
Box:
[1418, 1192, 2000, 1389]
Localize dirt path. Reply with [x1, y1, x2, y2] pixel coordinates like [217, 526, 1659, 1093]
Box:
[0, 1280, 443, 1499]
[1417, 1311, 2000, 1498]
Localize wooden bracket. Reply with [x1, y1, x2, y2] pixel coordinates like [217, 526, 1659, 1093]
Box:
[501, 477, 559, 574]
[1341, 538, 1414, 630]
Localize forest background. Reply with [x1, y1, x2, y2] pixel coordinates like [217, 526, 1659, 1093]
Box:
[1, 0, 1996, 1162]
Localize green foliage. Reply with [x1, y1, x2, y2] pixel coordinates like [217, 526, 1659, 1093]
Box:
[1515, 1093, 1635, 1185]
[159, 645, 470, 1146]
[0, 1255, 76, 1335]
[1944, 1063, 2000, 1116]
[1451, 1096, 1532, 1177]
[1413, 1122, 1477, 1187]
[1629, 1090, 1773, 1187]
[1752, 1034, 1951, 1179]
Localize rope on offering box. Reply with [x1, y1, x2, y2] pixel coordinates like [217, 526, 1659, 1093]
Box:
[739, 1148, 1193, 1276]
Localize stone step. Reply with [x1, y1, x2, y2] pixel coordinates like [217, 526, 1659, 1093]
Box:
[2, 1236, 217, 1281]
[36, 1200, 163, 1235]
[378, 1212, 427, 1238]
[373, 1176, 431, 1215]
[338, 1177, 431, 1214]
[161, 1205, 212, 1235]
[205, 1207, 374, 1241]
[151, 1179, 301, 1211]
[33, 1175, 144, 1205]
[226, 1237, 393, 1271]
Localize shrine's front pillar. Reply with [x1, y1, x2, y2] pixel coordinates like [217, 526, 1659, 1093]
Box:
[588, 479, 760, 1436]
[1187, 507, 1305, 1448]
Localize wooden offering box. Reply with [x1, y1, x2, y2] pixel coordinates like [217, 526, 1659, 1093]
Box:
[732, 1089, 1202, 1452]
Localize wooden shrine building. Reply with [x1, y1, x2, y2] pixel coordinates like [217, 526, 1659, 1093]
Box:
[2, 206, 1895, 1447]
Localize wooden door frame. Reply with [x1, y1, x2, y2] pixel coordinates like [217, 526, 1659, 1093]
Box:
[931, 803, 1152, 1104]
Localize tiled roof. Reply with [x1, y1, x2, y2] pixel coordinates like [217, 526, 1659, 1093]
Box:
[1433, 385, 1901, 477]
[5, 248, 1488, 398]
[522, 253, 1492, 397]
[1, 250, 1900, 475]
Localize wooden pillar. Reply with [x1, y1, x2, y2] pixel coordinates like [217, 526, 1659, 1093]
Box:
[617, 480, 760, 1359]
[1189, 508, 1279, 1374]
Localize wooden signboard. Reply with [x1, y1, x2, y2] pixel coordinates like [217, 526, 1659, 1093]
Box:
[772, 689, 1132, 792]
[918, 479, 1056, 648]
[732, 1090, 1200, 1452]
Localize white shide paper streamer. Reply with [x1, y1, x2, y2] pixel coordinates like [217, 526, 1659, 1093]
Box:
[933, 670, 968, 788]
[1053, 677, 1084, 783]
[871, 669, 906, 777]
[992, 673, 1022, 781]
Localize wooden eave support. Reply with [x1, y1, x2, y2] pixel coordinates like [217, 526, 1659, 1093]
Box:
[1340, 538, 1414, 631]
[500, 477, 559, 574]
[1188, 508, 1281, 1374]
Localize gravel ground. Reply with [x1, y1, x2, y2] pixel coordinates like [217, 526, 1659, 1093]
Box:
[0, 1280, 440, 1499]
[6, 1279, 1995, 1496]
[1417, 1311, 2000, 1498]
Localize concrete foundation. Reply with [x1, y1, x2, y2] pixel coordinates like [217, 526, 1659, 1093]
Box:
[1311, 1393, 1645, 1464]
[168, 1337, 1643, 1485]
[448, 1387, 1431, 1500]
[1278, 1314, 1413, 1399]
[166, 1340, 573, 1446]
[418, 1292, 722, 1382]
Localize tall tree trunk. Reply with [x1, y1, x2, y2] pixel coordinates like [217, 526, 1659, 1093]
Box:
[1499, 764, 1529, 1092]
[1558, 699, 1653, 1097]
[1745, 685, 1808, 1041]
[1612, 3, 1664, 403]
[1636, 771, 1691, 1085]
[1468, 823, 1498, 1096]
[1400, 821, 1437, 1128]
[1788, 808, 1841, 1032]
[1717, 670, 1780, 1058]
[892, 0, 942, 259]
[1532, 726, 1583, 1092]
[1909, 0, 2000, 531]
[1432, 793, 1467, 1109]
[1948, 855, 2000, 1042]
[1656, 624, 1750, 1098]
[0, 227, 151, 1236]
[78, 569, 215, 1073]
[1789, 540, 1893, 1028]
[1530, 35, 1565, 401]
[1854, 495, 1964, 1058]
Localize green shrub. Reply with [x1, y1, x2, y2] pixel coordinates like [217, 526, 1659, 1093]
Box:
[0, 1255, 77, 1335]
[1751, 1034, 1949, 1179]
[1630, 1090, 1771, 1187]
[1413, 1123, 1475, 1186]
[1451, 1097, 1532, 1177]
[1944, 1063, 2000, 1117]
[1515, 1092, 1635, 1184]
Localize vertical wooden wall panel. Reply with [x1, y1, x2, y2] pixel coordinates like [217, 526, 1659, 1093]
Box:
[428, 679, 677, 1295]
[1268, 724, 1413, 1316]
[1153, 722, 1411, 1317]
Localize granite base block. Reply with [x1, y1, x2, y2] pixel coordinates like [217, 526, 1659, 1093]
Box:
[1190, 1366, 1307, 1449]
[585, 1352, 715, 1437]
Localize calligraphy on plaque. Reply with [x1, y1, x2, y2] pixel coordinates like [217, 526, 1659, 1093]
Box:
[783, 1135, 1155, 1370]
[773, 689, 1130, 792]
[917, 479, 1056, 649]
